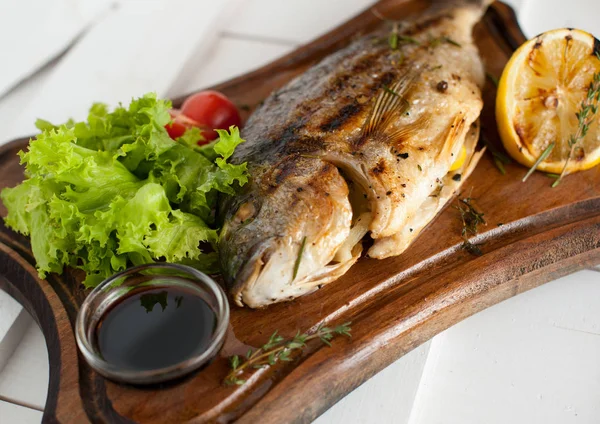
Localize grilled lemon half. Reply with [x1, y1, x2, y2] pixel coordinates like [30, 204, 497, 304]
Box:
[496, 28, 600, 174]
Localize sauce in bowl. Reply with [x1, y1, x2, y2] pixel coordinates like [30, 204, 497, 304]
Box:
[76, 264, 229, 385]
[95, 284, 217, 372]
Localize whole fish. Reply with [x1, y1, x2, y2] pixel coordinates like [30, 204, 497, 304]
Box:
[219, 0, 493, 307]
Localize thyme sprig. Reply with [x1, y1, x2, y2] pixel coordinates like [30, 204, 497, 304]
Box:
[224, 323, 352, 386]
[455, 196, 486, 256]
[554, 55, 600, 187]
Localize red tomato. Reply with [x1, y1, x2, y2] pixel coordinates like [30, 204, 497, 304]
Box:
[165, 110, 187, 139]
[165, 110, 213, 145]
[180, 91, 241, 140]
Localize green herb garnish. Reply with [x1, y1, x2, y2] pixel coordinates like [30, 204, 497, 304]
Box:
[399, 35, 420, 45]
[486, 72, 499, 87]
[1, 93, 248, 287]
[443, 36, 462, 47]
[481, 134, 512, 175]
[554, 58, 600, 187]
[522, 142, 555, 182]
[224, 323, 352, 385]
[494, 157, 506, 175]
[292, 237, 307, 280]
[430, 36, 462, 48]
[389, 27, 399, 50]
[455, 196, 486, 256]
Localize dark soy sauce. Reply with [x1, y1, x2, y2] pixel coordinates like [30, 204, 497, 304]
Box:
[95, 286, 216, 372]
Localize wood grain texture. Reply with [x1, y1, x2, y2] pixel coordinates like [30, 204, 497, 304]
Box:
[1, 1, 599, 423]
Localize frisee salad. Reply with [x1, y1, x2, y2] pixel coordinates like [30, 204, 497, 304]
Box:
[1, 93, 248, 287]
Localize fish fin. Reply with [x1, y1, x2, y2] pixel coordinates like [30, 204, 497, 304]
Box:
[361, 70, 417, 139]
[438, 115, 467, 161]
[387, 113, 432, 145]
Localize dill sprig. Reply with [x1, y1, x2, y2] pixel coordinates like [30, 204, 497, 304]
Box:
[224, 323, 352, 386]
[455, 196, 486, 256]
[554, 57, 600, 187]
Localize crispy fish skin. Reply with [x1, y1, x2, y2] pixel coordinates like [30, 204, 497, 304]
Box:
[219, 0, 494, 308]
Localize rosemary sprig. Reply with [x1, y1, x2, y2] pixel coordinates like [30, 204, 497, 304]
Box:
[554, 57, 600, 187]
[292, 236, 307, 280]
[522, 142, 555, 182]
[224, 323, 352, 386]
[455, 196, 486, 256]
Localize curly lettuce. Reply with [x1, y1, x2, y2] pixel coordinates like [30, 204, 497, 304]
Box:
[1, 93, 247, 287]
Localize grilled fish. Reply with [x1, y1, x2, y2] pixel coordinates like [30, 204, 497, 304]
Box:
[219, 0, 493, 307]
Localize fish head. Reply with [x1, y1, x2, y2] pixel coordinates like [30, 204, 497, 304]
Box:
[218, 158, 358, 308]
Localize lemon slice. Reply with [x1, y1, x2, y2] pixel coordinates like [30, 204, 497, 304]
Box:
[449, 145, 467, 172]
[496, 28, 600, 175]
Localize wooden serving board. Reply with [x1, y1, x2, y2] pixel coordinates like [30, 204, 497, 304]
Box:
[1, 1, 599, 422]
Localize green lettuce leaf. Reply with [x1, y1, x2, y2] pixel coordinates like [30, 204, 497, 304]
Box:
[1, 93, 247, 286]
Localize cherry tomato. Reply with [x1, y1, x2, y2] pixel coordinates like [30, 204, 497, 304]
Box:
[165, 110, 213, 145]
[165, 110, 187, 139]
[180, 90, 241, 140]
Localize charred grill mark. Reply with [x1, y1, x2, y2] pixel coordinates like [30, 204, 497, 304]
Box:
[274, 159, 298, 186]
[514, 122, 526, 142]
[350, 53, 379, 74]
[320, 102, 362, 132]
[527, 46, 542, 77]
[276, 115, 310, 146]
[261, 157, 300, 193]
[285, 135, 326, 154]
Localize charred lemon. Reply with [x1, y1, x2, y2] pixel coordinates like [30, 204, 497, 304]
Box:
[496, 28, 600, 176]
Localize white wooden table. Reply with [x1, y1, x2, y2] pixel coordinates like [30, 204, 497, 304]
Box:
[0, 0, 599, 422]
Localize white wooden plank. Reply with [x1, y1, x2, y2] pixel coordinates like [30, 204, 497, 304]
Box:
[0, 321, 49, 411]
[0, 400, 42, 424]
[408, 270, 600, 424]
[7, 0, 238, 137]
[315, 341, 431, 424]
[168, 37, 293, 96]
[0, 66, 55, 144]
[0, 0, 112, 98]
[0, 292, 31, 374]
[517, 0, 600, 38]
[224, 0, 377, 45]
